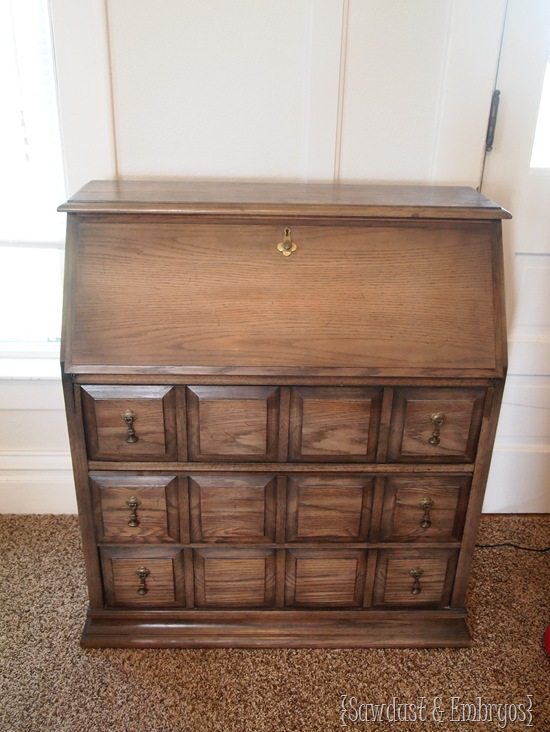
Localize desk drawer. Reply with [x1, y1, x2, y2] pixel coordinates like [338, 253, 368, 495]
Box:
[91, 473, 180, 543]
[379, 475, 470, 542]
[373, 549, 458, 607]
[387, 387, 485, 462]
[81, 385, 177, 461]
[101, 546, 186, 607]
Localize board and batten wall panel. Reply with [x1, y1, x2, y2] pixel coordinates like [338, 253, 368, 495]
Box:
[6, 0, 535, 513]
[108, 0, 343, 180]
[339, 0, 507, 184]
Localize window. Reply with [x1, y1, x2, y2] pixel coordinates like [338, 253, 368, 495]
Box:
[0, 0, 66, 357]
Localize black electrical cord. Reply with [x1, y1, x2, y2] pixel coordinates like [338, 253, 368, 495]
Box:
[475, 542, 550, 553]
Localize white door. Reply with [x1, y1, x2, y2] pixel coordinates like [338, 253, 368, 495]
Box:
[52, 0, 509, 189]
[482, 0, 550, 511]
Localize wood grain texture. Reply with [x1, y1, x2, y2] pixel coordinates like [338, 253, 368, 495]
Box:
[193, 548, 276, 608]
[81, 385, 177, 460]
[288, 387, 382, 462]
[61, 376, 104, 607]
[81, 610, 472, 648]
[186, 386, 280, 461]
[387, 387, 486, 463]
[67, 219, 502, 375]
[285, 475, 373, 541]
[86, 461, 475, 474]
[91, 473, 179, 543]
[100, 546, 186, 607]
[379, 475, 470, 542]
[59, 180, 511, 220]
[373, 549, 458, 608]
[451, 385, 504, 606]
[189, 474, 276, 543]
[285, 549, 367, 607]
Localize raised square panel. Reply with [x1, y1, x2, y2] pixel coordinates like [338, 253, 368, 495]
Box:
[101, 547, 185, 607]
[286, 475, 373, 541]
[91, 473, 180, 543]
[289, 387, 382, 462]
[186, 386, 280, 461]
[373, 549, 457, 607]
[379, 475, 470, 542]
[189, 474, 276, 543]
[81, 385, 177, 461]
[285, 549, 367, 607]
[194, 548, 276, 607]
[387, 387, 486, 463]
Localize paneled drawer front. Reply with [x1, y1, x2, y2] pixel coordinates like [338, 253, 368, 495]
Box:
[189, 474, 276, 543]
[101, 547, 186, 607]
[289, 387, 382, 462]
[285, 549, 367, 607]
[373, 549, 458, 608]
[286, 475, 374, 541]
[91, 473, 180, 543]
[387, 387, 486, 462]
[187, 386, 280, 461]
[81, 385, 177, 461]
[193, 548, 276, 607]
[379, 475, 470, 542]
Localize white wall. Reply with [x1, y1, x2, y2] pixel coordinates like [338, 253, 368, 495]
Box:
[4, 0, 545, 513]
[482, 0, 550, 513]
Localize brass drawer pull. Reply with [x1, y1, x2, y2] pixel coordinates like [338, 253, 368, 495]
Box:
[419, 497, 434, 529]
[126, 496, 140, 527]
[277, 227, 297, 257]
[136, 566, 150, 596]
[428, 412, 445, 446]
[122, 409, 138, 443]
[410, 567, 423, 595]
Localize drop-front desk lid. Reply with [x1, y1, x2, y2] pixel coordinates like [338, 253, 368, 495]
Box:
[59, 181, 508, 377]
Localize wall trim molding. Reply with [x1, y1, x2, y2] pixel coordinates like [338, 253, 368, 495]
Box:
[0, 451, 72, 471]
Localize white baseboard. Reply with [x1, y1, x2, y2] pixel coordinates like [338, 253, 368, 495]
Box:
[0, 451, 76, 513]
[484, 444, 550, 513]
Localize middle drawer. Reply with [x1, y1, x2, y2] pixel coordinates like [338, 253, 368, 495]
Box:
[91, 472, 469, 545]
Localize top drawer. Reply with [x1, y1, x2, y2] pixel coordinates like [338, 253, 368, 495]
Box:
[81, 386, 177, 461]
[387, 387, 486, 463]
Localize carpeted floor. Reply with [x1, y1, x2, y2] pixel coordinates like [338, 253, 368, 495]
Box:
[0, 514, 548, 732]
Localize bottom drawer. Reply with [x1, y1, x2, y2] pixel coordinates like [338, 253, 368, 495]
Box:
[373, 549, 458, 608]
[99, 545, 459, 611]
[100, 547, 186, 607]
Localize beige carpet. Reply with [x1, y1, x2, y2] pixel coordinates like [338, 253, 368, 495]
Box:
[0, 514, 548, 732]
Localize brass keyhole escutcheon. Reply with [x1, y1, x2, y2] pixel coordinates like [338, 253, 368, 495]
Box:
[277, 227, 297, 257]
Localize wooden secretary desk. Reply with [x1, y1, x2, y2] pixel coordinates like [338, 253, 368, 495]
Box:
[59, 180, 509, 648]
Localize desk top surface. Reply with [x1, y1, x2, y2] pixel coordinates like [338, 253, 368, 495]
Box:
[59, 180, 511, 220]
